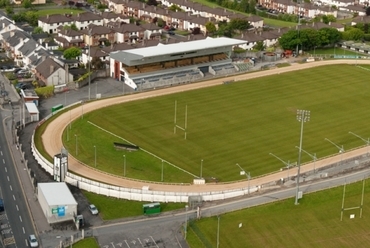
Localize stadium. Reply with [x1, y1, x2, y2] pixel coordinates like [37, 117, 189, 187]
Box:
[109, 37, 246, 90]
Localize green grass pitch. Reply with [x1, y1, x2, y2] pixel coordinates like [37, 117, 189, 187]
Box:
[187, 180, 370, 248]
[63, 65, 370, 183]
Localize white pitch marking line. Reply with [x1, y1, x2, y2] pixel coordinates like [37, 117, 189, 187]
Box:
[150, 236, 159, 248]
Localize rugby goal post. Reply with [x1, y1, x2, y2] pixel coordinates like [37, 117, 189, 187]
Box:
[174, 100, 187, 139]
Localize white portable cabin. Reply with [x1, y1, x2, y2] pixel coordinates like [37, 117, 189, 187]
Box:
[37, 182, 77, 224]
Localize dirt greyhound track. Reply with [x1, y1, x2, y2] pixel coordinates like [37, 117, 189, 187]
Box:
[41, 59, 370, 192]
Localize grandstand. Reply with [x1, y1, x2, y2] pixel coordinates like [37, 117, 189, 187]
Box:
[109, 37, 246, 90]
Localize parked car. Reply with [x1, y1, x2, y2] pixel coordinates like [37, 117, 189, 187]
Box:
[168, 30, 175, 35]
[88, 204, 99, 215]
[28, 234, 38, 247]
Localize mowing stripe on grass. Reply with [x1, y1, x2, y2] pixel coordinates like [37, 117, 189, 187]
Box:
[87, 121, 198, 178]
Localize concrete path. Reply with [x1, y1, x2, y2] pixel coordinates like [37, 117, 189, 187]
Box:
[41, 59, 370, 193]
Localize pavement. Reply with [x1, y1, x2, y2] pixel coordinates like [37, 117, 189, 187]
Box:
[1, 58, 369, 248]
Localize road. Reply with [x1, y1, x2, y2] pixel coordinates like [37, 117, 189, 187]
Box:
[0, 106, 36, 247]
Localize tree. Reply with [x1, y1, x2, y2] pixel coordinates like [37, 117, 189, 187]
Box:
[5, 5, 13, 15]
[63, 47, 82, 60]
[278, 30, 300, 50]
[147, 0, 157, 6]
[319, 27, 341, 46]
[169, 4, 183, 12]
[22, 0, 33, 9]
[253, 41, 265, 51]
[229, 18, 251, 33]
[63, 24, 78, 31]
[299, 29, 321, 50]
[248, 0, 256, 14]
[205, 21, 216, 35]
[33, 27, 43, 34]
[91, 57, 105, 69]
[342, 27, 364, 41]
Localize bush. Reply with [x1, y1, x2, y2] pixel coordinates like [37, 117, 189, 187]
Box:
[34, 85, 54, 98]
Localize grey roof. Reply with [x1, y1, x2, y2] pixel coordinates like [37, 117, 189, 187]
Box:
[38, 182, 77, 206]
[30, 49, 52, 67]
[110, 37, 245, 61]
[35, 57, 62, 79]
[4, 30, 31, 47]
[19, 39, 38, 56]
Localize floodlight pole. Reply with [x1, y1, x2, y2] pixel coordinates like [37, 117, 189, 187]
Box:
[88, 29, 91, 101]
[123, 155, 126, 177]
[325, 138, 345, 165]
[94, 145, 96, 167]
[236, 163, 251, 194]
[184, 205, 189, 239]
[349, 131, 370, 156]
[295, 146, 317, 173]
[269, 152, 290, 169]
[161, 160, 164, 182]
[295, 109, 310, 205]
[74, 134, 78, 156]
[200, 159, 203, 179]
[217, 215, 220, 248]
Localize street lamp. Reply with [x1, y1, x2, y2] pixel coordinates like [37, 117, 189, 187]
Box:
[269, 153, 293, 178]
[295, 146, 317, 173]
[236, 163, 251, 194]
[325, 138, 345, 165]
[349, 131, 370, 156]
[88, 29, 92, 101]
[217, 215, 220, 248]
[123, 155, 126, 177]
[94, 145, 96, 167]
[200, 159, 203, 179]
[184, 205, 189, 239]
[74, 134, 78, 156]
[295, 109, 310, 205]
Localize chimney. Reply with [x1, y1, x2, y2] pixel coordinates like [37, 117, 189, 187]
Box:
[10, 31, 14, 37]
[50, 65, 54, 74]
[110, 43, 113, 49]
[278, 28, 281, 33]
[2, 23, 4, 29]
[241, 33, 244, 38]
[166, 9, 168, 14]
[77, 13, 80, 17]
[143, 3, 145, 8]
[312, 22, 314, 27]
[47, 14, 49, 19]
[42, 56, 46, 61]
[188, 12, 190, 16]
[329, 22, 331, 25]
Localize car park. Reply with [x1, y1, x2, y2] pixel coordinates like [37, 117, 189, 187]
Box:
[28, 234, 38, 247]
[88, 204, 99, 215]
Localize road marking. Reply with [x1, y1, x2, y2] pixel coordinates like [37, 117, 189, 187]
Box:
[3, 236, 15, 245]
[22, 227, 25, 234]
[1, 228, 11, 235]
[116, 242, 122, 247]
[7, 176, 9, 181]
[1, 151, 2, 156]
[124, 240, 130, 248]
[12, 195, 15, 201]
[150, 236, 159, 248]
[19, 215, 22, 222]
[9, 185, 12, 191]
[16, 205, 19, 211]
[137, 238, 143, 246]
[4, 167, 7, 172]
[110, 242, 115, 248]
[2, 158, 4, 164]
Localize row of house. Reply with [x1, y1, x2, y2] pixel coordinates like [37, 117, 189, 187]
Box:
[259, 0, 369, 17]
[38, 3, 265, 36]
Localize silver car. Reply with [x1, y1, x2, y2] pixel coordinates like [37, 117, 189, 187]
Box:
[28, 234, 38, 247]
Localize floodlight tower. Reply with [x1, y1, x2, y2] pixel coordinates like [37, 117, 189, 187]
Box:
[295, 109, 310, 205]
